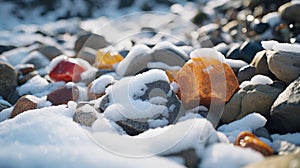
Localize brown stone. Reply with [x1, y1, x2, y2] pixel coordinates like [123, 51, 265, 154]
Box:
[235, 131, 274, 156]
[175, 57, 239, 109]
[10, 95, 38, 118]
[47, 85, 79, 105]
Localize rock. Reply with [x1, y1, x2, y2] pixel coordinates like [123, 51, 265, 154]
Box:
[243, 153, 300, 168]
[10, 95, 38, 118]
[235, 131, 274, 156]
[266, 50, 300, 84]
[15, 64, 35, 75]
[94, 49, 123, 69]
[46, 84, 79, 105]
[239, 41, 264, 63]
[221, 83, 285, 124]
[87, 75, 116, 100]
[226, 45, 243, 60]
[49, 57, 86, 82]
[21, 51, 50, 69]
[237, 65, 257, 83]
[222, 20, 239, 33]
[165, 149, 199, 168]
[175, 56, 239, 109]
[99, 70, 183, 135]
[0, 62, 18, 102]
[268, 77, 300, 133]
[74, 33, 109, 53]
[116, 120, 149, 136]
[250, 50, 271, 75]
[73, 104, 98, 127]
[116, 43, 188, 76]
[0, 99, 11, 112]
[251, 22, 269, 34]
[35, 46, 62, 60]
[77, 47, 97, 65]
[116, 44, 152, 76]
[118, 0, 135, 8]
[18, 71, 39, 86]
[279, 2, 300, 23]
[151, 42, 188, 67]
[0, 45, 15, 54]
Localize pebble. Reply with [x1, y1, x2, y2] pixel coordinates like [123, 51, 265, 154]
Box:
[10, 95, 38, 118]
[239, 41, 264, 63]
[46, 85, 79, 105]
[268, 77, 300, 134]
[250, 50, 271, 76]
[35, 46, 62, 60]
[73, 104, 98, 127]
[0, 62, 18, 103]
[237, 65, 257, 83]
[221, 83, 285, 124]
[266, 50, 300, 84]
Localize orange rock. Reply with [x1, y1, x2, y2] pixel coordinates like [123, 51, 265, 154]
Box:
[95, 49, 123, 69]
[235, 131, 274, 156]
[10, 95, 38, 118]
[175, 56, 239, 109]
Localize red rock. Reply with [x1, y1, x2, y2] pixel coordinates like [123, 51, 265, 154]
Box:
[47, 85, 79, 105]
[49, 59, 86, 82]
[175, 57, 239, 109]
[10, 95, 38, 118]
[235, 131, 274, 156]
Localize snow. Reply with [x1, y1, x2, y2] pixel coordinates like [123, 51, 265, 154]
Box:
[0, 107, 13, 122]
[21, 51, 50, 68]
[103, 69, 170, 121]
[262, 40, 300, 53]
[261, 40, 279, 50]
[200, 143, 264, 168]
[89, 75, 116, 94]
[271, 133, 300, 145]
[218, 113, 267, 142]
[17, 75, 65, 97]
[116, 44, 152, 76]
[148, 118, 169, 128]
[0, 105, 184, 168]
[225, 59, 248, 68]
[0, 99, 12, 107]
[190, 48, 226, 63]
[147, 62, 182, 71]
[240, 74, 273, 88]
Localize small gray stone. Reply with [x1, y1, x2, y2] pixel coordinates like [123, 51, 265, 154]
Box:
[268, 77, 300, 133]
[267, 50, 300, 84]
[73, 104, 98, 127]
[116, 119, 149, 136]
[0, 62, 18, 102]
[251, 50, 271, 76]
[22, 51, 50, 69]
[237, 65, 257, 83]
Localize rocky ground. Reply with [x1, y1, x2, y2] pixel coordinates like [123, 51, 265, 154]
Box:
[0, 0, 300, 168]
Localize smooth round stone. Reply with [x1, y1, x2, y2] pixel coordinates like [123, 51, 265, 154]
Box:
[266, 50, 300, 84]
[240, 41, 264, 63]
[0, 62, 17, 102]
[279, 2, 300, 23]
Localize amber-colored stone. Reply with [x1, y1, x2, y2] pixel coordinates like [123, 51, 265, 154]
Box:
[175, 57, 239, 109]
[95, 49, 123, 69]
[235, 131, 274, 156]
[10, 95, 38, 118]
